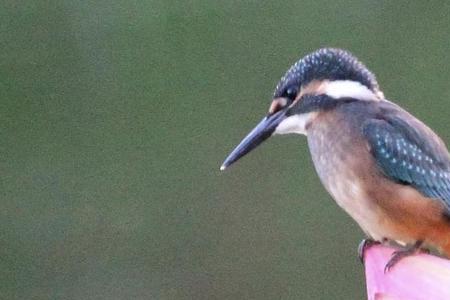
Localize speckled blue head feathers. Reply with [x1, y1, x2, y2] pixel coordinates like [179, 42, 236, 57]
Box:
[274, 48, 380, 98]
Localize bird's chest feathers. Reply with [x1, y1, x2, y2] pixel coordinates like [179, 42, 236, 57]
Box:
[307, 115, 365, 190]
[307, 116, 384, 238]
[308, 131, 370, 212]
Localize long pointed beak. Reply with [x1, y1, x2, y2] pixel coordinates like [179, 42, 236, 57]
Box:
[220, 109, 286, 170]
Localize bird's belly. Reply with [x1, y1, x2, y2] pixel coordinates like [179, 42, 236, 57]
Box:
[325, 176, 388, 241]
[311, 148, 443, 246]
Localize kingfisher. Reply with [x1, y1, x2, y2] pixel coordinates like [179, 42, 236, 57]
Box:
[220, 48, 450, 270]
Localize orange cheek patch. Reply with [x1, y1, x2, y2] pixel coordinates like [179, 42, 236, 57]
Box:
[268, 80, 328, 114]
[268, 97, 288, 114]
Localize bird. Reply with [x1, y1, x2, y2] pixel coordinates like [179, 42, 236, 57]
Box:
[220, 48, 450, 271]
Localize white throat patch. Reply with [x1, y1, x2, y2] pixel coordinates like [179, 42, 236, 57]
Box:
[274, 112, 318, 136]
[322, 80, 380, 101]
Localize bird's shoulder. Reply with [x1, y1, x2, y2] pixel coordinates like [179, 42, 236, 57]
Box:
[367, 100, 450, 165]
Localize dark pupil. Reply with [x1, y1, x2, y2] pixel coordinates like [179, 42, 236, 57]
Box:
[285, 87, 297, 100]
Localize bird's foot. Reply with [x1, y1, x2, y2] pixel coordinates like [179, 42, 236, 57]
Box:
[358, 238, 380, 263]
[384, 240, 423, 273]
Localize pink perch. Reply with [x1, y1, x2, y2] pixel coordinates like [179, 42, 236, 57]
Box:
[364, 244, 450, 300]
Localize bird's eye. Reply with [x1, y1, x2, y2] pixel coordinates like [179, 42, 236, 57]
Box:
[269, 86, 299, 115]
[285, 87, 298, 100]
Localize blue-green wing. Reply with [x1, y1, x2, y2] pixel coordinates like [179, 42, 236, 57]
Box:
[363, 113, 450, 210]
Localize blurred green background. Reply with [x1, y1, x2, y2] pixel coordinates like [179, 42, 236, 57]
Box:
[2, 1, 450, 299]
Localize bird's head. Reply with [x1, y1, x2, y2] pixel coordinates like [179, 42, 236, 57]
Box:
[220, 48, 384, 170]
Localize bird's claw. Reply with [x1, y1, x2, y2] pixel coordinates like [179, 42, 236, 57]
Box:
[358, 239, 380, 264]
[384, 240, 423, 273]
